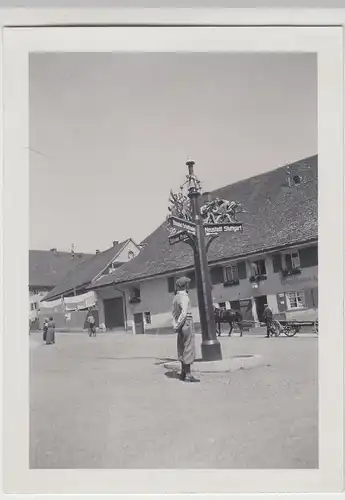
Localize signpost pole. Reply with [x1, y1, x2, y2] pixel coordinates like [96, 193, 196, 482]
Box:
[186, 161, 222, 361]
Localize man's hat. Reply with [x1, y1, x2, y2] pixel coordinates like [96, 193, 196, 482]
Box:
[175, 276, 191, 290]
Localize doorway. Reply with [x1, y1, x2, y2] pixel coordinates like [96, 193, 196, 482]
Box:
[254, 295, 268, 322]
[134, 313, 145, 334]
[104, 297, 125, 329]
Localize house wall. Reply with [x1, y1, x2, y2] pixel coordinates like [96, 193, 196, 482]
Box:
[95, 244, 318, 334]
[29, 290, 49, 325]
[210, 254, 317, 319]
[130, 245, 317, 331]
[125, 277, 201, 333]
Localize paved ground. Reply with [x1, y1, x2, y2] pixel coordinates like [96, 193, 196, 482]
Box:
[30, 330, 318, 469]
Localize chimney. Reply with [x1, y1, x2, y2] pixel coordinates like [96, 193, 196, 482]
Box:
[113, 240, 119, 247]
[50, 248, 57, 255]
[203, 192, 212, 203]
[96, 249, 100, 255]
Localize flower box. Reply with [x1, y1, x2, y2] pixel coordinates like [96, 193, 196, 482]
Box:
[249, 274, 267, 283]
[129, 297, 141, 304]
[281, 268, 301, 277]
[223, 279, 240, 287]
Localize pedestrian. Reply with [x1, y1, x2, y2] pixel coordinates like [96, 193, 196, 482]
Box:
[87, 309, 96, 337]
[43, 317, 49, 342]
[46, 317, 55, 345]
[263, 304, 273, 338]
[172, 276, 198, 383]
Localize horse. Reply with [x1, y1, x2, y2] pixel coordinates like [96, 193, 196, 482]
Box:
[214, 307, 243, 337]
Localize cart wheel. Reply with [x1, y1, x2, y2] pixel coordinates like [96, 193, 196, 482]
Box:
[272, 320, 281, 336]
[283, 325, 298, 337]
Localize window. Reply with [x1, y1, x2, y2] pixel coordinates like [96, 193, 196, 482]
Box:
[225, 265, 239, 282]
[210, 266, 223, 285]
[284, 251, 300, 270]
[128, 250, 135, 260]
[286, 291, 306, 309]
[218, 302, 226, 309]
[299, 246, 318, 268]
[272, 254, 283, 273]
[144, 312, 151, 324]
[250, 259, 266, 276]
[168, 276, 175, 293]
[132, 287, 140, 299]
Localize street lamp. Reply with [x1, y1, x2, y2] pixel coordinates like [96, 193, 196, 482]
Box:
[167, 160, 244, 362]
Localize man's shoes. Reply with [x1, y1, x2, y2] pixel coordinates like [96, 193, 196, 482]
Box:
[184, 374, 200, 383]
[265, 335, 270, 338]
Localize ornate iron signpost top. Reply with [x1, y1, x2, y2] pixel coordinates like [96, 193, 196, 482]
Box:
[167, 160, 244, 362]
[167, 161, 244, 235]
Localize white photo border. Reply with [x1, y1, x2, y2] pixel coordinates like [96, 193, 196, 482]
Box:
[1, 23, 344, 496]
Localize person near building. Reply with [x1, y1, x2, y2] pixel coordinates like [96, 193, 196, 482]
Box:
[46, 317, 55, 345]
[172, 276, 198, 383]
[43, 317, 49, 342]
[263, 304, 273, 338]
[87, 308, 96, 337]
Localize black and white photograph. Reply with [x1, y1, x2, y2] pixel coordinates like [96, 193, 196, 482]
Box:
[2, 20, 343, 496]
[29, 50, 319, 470]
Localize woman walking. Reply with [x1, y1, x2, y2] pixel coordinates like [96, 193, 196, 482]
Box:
[43, 317, 49, 342]
[46, 317, 55, 345]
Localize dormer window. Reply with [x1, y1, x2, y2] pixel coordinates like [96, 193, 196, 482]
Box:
[293, 175, 301, 185]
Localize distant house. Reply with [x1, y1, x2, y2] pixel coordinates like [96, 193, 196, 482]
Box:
[88, 155, 318, 334]
[40, 239, 140, 330]
[29, 248, 92, 324]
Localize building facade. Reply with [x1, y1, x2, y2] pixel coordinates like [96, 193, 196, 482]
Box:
[90, 241, 318, 334]
[40, 239, 140, 330]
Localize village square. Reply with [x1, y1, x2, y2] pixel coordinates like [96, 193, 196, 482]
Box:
[29, 155, 318, 469]
[28, 52, 318, 470]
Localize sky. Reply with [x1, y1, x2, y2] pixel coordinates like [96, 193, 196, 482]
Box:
[29, 52, 317, 253]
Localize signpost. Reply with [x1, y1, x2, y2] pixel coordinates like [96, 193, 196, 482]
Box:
[167, 161, 244, 362]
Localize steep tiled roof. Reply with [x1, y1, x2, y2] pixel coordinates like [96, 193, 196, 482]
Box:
[43, 240, 130, 300]
[29, 250, 92, 289]
[89, 155, 318, 289]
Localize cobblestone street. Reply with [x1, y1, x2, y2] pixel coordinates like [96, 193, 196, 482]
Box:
[30, 331, 318, 469]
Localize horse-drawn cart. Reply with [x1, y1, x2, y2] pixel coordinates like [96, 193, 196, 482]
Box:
[270, 319, 318, 337]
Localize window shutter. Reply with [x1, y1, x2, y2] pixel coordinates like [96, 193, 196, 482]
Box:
[299, 246, 318, 268]
[237, 261, 247, 280]
[312, 287, 318, 308]
[304, 289, 315, 309]
[276, 293, 287, 312]
[210, 266, 224, 285]
[167, 277, 175, 293]
[272, 254, 282, 273]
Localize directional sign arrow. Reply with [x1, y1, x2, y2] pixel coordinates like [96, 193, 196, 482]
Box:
[168, 216, 196, 234]
[169, 230, 191, 245]
[204, 222, 243, 235]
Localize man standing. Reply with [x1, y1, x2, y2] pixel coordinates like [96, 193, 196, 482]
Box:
[263, 303, 273, 338]
[172, 276, 198, 383]
[87, 308, 96, 337]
